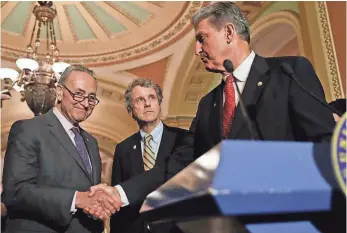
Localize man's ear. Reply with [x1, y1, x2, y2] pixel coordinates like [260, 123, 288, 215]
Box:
[56, 85, 63, 102]
[225, 23, 235, 44]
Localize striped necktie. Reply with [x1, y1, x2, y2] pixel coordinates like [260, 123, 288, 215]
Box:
[143, 134, 155, 171]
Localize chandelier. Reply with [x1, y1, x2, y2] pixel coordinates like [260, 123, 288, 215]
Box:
[0, 1, 69, 116]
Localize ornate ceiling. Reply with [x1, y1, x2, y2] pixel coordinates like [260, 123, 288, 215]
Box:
[1, 1, 301, 159]
[1, 1, 204, 66]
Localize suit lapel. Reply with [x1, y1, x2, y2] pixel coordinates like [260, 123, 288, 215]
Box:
[45, 111, 93, 184]
[229, 55, 270, 139]
[210, 83, 224, 141]
[130, 133, 144, 175]
[156, 125, 175, 166]
[80, 129, 99, 185]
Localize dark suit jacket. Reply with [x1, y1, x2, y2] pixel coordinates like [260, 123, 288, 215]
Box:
[191, 55, 335, 157]
[110, 124, 187, 233]
[118, 55, 336, 206]
[2, 110, 103, 233]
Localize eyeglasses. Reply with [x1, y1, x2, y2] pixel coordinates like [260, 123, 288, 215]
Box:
[62, 85, 100, 106]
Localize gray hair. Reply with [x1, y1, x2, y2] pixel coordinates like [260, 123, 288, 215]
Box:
[58, 64, 97, 84]
[191, 2, 250, 43]
[124, 78, 163, 113]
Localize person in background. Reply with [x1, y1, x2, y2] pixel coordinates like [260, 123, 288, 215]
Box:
[110, 78, 187, 233]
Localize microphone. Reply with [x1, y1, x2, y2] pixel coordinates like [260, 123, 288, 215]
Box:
[280, 63, 342, 117]
[223, 59, 259, 140]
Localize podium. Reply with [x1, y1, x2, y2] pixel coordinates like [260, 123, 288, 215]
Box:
[139, 141, 346, 233]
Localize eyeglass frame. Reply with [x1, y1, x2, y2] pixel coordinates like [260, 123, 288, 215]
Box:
[61, 84, 100, 106]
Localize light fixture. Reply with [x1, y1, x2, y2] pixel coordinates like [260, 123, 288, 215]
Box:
[0, 1, 69, 115]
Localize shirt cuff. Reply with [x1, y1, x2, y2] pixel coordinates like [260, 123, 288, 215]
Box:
[70, 191, 78, 213]
[115, 185, 129, 207]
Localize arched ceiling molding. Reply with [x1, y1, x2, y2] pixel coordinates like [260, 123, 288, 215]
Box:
[1, 1, 205, 66]
[161, 30, 196, 118]
[251, 23, 298, 57]
[90, 28, 195, 71]
[164, 35, 217, 121]
[250, 11, 304, 56]
[165, 38, 200, 118]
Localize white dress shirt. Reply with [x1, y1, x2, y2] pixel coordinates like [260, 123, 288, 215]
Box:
[115, 121, 164, 206]
[52, 107, 92, 213]
[223, 50, 256, 106]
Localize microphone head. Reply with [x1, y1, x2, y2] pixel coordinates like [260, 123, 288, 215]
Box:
[280, 62, 294, 76]
[223, 59, 234, 73]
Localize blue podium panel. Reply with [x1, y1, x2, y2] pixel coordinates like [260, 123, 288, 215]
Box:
[213, 141, 332, 215]
[141, 141, 335, 216]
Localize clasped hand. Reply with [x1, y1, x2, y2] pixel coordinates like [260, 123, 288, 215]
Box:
[76, 183, 122, 220]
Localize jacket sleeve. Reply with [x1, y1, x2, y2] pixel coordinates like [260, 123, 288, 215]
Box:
[288, 57, 335, 142]
[2, 121, 75, 227]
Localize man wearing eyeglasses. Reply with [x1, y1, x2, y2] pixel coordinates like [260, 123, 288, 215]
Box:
[2, 64, 121, 233]
[105, 78, 187, 233]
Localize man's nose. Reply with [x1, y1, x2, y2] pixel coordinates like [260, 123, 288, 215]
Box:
[195, 41, 202, 56]
[144, 99, 151, 107]
[80, 97, 90, 107]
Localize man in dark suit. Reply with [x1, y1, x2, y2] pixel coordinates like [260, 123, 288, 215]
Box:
[2, 65, 120, 233]
[87, 1, 336, 216]
[110, 78, 187, 233]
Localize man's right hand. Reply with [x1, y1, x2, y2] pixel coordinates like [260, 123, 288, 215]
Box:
[75, 189, 121, 220]
[83, 184, 122, 219]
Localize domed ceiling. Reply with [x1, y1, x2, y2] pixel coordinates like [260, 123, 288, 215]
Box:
[1, 1, 206, 66]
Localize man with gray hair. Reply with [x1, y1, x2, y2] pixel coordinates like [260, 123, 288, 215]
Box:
[2, 64, 121, 233]
[88, 1, 335, 220]
[107, 78, 186, 233]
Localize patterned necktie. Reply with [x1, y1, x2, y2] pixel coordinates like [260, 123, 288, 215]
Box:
[143, 134, 155, 171]
[71, 127, 92, 175]
[223, 74, 236, 139]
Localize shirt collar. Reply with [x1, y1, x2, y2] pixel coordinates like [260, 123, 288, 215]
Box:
[223, 50, 256, 82]
[53, 107, 75, 133]
[140, 121, 163, 143]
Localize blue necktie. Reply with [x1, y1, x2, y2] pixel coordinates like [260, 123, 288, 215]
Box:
[71, 127, 92, 175]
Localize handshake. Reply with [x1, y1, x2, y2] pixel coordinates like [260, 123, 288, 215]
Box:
[76, 183, 122, 220]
